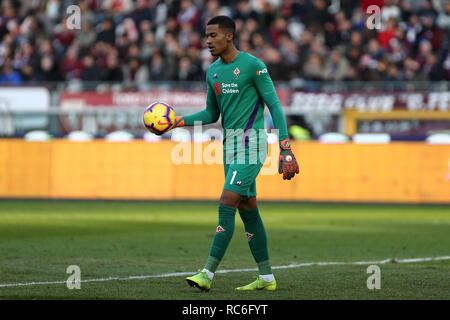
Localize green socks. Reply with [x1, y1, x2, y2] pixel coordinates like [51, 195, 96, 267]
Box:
[239, 207, 272, 275]
[205, 205, 236, 272]
[204, 205, 273, 276]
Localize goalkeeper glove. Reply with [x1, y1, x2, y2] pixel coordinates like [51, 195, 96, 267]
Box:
[278, 139, 299, 180]
[171, 116, 185, 129]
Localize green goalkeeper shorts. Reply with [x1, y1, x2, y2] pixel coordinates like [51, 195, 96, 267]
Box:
[222, 144, 267, 200]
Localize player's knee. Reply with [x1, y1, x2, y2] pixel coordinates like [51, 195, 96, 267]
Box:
[238, 197, 257, 211]
[220, 190, 241, 208]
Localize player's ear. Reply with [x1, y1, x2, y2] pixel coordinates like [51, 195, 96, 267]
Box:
[225, 31, 234, 42]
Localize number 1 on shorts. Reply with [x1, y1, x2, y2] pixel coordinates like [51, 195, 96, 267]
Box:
[230, 170, 237, 185]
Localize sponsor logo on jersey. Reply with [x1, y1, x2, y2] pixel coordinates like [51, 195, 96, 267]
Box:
[221, 82, 239, 94]
[245, 232, 254, 241]
[213, 73, 218, 79]
[256, 68, 268, 76]
[233, 67, 240, 79]
[216, 225, 225, 234]
[214, 82, 221, 95]
[236, 180, 242, 187]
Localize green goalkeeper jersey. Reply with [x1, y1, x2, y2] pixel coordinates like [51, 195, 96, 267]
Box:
[183, 51, 289, 145]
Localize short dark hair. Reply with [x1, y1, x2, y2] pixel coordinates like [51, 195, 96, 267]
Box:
[207, 16, 236, 38]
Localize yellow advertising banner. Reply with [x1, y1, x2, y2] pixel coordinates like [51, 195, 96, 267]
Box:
[0, 140, 448, 203]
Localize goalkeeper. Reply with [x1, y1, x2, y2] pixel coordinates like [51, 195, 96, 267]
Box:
[167, 16, 299, 291]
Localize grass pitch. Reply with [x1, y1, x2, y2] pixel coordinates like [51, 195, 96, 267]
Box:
[0, 200, 448, 300]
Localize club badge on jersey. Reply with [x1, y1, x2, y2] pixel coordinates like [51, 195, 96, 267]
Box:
[233, 67, 240, 79]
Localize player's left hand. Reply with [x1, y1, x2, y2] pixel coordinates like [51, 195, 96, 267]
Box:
[278, 139, 299, 180]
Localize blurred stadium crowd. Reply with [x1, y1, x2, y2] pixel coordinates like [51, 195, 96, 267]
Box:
[0, 0, 449, 85]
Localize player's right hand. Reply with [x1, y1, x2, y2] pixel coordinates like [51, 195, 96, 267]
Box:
[278, 139, 299, 180]
[170, 116, 185, 130]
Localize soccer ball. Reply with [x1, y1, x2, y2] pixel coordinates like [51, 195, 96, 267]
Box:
[143, 102, 176, 135]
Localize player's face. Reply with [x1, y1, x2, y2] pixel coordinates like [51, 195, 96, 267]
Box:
[205, 24, 232, 57]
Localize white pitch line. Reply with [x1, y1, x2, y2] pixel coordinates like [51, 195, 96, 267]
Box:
[0, 255, 449, 288]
